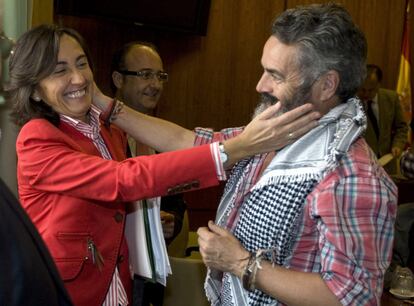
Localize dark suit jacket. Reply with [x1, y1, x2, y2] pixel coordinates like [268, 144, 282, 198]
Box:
[0, 178, 72, 306]
[364, 88, 408, 157]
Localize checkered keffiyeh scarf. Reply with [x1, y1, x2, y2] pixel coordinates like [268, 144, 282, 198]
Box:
[205, 98, 366, 306]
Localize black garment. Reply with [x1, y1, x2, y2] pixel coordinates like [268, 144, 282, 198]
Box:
[0, 178, 72, 306]
[161, 194, 187, 245]
[133, 276, 165, 306]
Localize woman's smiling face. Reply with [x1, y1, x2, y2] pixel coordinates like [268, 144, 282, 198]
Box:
[34, 34, 94, 122]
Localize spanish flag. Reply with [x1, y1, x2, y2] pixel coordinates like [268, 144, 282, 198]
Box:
[397, 0, 412, 124]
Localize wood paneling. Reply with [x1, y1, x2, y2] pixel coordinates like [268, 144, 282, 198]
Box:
[54, 1, 412, 123]
[52, 0, 412, 229]
[31, 0, 53, 26]
[157, 0, 286, 129]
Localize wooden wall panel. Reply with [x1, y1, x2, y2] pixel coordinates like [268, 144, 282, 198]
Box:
[31, 0, 53, 26]
[54, 1, 412, 123]
[157, 0, 286, 129]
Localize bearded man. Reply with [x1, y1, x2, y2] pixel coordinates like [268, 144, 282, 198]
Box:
[197, 3, 397, 306]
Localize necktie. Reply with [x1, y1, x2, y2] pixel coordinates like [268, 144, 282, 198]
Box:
[366, 100, 379, 139]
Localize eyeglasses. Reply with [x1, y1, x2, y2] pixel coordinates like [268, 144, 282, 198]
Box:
[118, 69, 169, 82]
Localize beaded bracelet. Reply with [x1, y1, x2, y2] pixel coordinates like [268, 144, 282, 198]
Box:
[101, 99, 124, 128]
[100, 98, 116, 127]
[109, 100, 124, 124]
[241, 250, 266, 291]
[242, 252, 255, 291]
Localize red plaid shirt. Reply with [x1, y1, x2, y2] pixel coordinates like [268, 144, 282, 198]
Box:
[195, 127, 397, 305]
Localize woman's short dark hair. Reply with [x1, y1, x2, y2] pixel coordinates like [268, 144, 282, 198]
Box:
[7, 24, 93, 126]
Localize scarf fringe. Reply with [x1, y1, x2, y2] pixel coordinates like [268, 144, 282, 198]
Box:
[204, 272, 218, 306]
[254, 168, 322, 190]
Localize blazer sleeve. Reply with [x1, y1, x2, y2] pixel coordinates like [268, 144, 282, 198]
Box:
[16, 119, 219, 202]
[389, 90, 409, 150]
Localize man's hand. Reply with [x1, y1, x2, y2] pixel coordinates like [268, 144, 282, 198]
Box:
[160, 211, 175, 239]
[197, 221, 249, 277]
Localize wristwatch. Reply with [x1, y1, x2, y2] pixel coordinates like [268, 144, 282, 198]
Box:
[218, 142, 229, 166]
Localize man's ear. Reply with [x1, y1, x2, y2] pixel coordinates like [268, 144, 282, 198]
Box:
[319, 70, 339, 101]
[112, 71, 124, 89]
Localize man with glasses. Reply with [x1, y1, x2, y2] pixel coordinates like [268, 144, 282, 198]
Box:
[112, 41, 169, 114]
[111, 41, 186, 306]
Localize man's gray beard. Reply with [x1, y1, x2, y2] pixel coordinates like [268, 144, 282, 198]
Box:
[252, 93, 279, 119]
[252, 87, 312, 119]
[253, 101, 275, 119]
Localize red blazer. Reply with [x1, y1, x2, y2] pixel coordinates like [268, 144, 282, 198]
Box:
[16, 119, 219, 306]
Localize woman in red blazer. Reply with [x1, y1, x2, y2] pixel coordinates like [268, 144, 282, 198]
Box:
[7, 25, 318, 306]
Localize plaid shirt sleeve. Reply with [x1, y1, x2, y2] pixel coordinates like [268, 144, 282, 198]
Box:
[309, 167, 397, 305]
[400, 149, 414, 179]
[194, 127, 244, 181]
[194, 127, 244, 145]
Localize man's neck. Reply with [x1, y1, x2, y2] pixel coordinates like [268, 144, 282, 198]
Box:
[316, 96, 341, 116]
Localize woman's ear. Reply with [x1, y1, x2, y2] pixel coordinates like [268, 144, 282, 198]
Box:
[319, 70, 339, 101]
[31, 90, 41, 101]
[112, 71, 124, 89]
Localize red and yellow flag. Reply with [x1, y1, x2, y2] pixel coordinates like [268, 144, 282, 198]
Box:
[397, 0, 412, 124]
